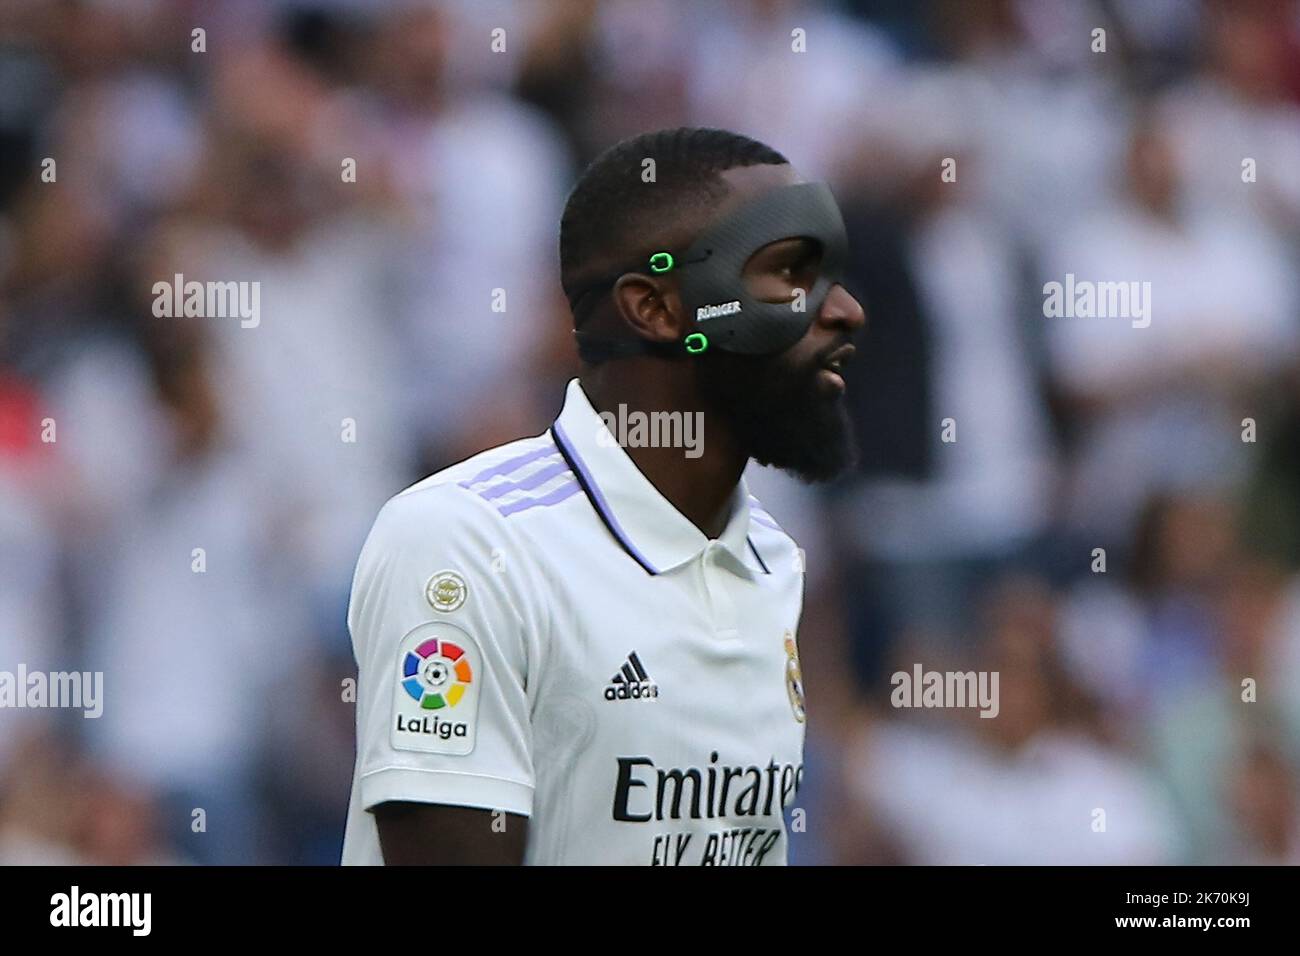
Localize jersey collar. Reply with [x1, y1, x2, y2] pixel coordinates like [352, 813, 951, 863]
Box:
[550, 378, 764, 577]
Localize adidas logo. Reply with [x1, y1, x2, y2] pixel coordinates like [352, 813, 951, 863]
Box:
[604, 651, 659, 701]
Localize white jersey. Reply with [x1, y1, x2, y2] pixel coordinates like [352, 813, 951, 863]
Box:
[341, 378, 807, 865]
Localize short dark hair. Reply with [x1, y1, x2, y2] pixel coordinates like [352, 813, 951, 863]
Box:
[559, 127, 787, 325]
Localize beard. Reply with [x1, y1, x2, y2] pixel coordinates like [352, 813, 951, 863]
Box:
[697, 342, 859, 483]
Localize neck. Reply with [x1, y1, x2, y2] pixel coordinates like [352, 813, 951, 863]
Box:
[579, 363, 747, 539]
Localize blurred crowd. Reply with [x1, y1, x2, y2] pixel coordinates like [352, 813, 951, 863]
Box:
[1, 0, 1299, 865]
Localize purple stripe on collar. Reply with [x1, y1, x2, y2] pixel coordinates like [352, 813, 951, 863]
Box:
[551, 420, 659, 575]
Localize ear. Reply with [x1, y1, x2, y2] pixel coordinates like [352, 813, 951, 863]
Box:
[610, 273, 687, 345]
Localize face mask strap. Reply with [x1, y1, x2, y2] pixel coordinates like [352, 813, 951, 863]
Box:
[572, 330, 698, 364]
[571, 250, 710, 361]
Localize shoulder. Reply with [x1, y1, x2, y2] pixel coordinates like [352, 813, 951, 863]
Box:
[349, 434, 570, 642]
[387, 432, 570, 520]
[361, 432, 577, 561]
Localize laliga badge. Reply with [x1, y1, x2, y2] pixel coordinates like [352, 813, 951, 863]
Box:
[392, 622, 481, 755]
[784, 631, 805, 724]
[425, 570, 467, 613]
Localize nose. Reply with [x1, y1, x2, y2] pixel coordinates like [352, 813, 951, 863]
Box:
[817, 282, 866, 337]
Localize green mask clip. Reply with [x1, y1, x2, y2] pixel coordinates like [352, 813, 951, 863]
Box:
[649, 252, 675, 273]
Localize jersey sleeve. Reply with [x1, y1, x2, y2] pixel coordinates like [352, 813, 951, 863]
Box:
[347, 485, 542, 818]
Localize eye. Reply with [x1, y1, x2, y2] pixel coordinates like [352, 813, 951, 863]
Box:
[780, 251, 819, 285]
[742, 241, 822, 302]
[780, 260, 811, 286]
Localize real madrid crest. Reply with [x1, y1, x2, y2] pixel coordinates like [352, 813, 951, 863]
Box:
[425, 570, 467, 613]
[783, 631, 805, 723]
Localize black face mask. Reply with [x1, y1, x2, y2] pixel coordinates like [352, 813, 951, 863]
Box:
[572, 181, 850, 362]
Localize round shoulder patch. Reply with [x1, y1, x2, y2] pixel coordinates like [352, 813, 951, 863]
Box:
[425, 570, 467, 613]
